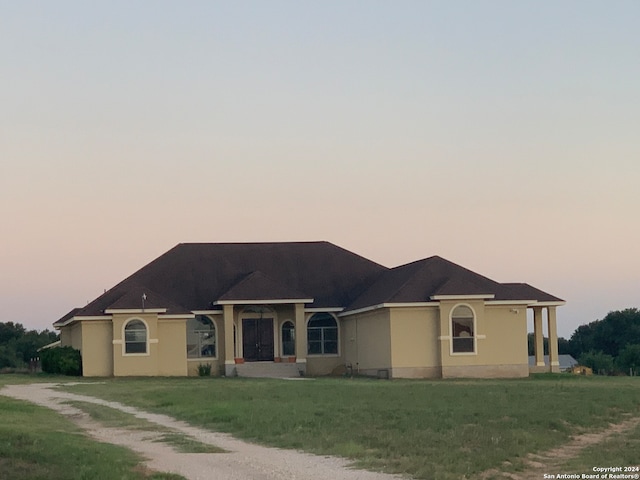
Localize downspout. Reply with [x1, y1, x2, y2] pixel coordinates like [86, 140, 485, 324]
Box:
[355, 316, 359, 374]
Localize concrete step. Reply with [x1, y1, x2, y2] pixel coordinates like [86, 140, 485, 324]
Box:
[235, 361, 301, 378]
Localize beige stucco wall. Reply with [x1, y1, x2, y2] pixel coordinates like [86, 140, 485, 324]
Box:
[341, 309, 391, 376]
[157, 319, 188, 376]
[483, 305, 529, 365]
[57, 300, 531, 379]
[66, 322, 83, 351]
[389, 306, 442, 379]
[59, 326, 72, 348]
[438, 301, 529, 378]
[81, 321, 113, 377]
[112, 313, 160, 376]
[306, 355, 344, 376]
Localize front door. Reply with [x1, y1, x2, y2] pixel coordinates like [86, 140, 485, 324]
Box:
[242, 318, 274, 362]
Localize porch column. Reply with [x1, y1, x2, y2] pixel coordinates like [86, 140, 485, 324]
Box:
[294, 303, 307, 375]
[223, 304, 235, 376]
[547, 307, 560, 373]
[533, 307, 545, 367]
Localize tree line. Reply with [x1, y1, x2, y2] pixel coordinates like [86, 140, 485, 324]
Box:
[0, 321, 59, 370]
[529, 308, 640, 375]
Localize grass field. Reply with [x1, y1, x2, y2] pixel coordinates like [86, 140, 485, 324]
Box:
[56, 374, 640, 479]
[0, 388, 185, 480]
[0, 375, 640, 480]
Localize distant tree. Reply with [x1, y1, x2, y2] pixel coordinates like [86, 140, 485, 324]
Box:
[0, 322, 26, 344]
[14, 329, 58, 363]
[0, 322, 59, 369]
[0, 345, 19, 369]
[578, 351, 615, 375]
[527, 333, 570, 356]
[557, 337, 571, 355]
[617, 344, 640, 375]
[568, 308, 640, 359]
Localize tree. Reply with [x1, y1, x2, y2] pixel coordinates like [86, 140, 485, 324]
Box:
[0, 322, 59, 369]
[578, 351, 615, 375]
[0, 322, 26, 344]
[617, 344, 640, 375]
[527, 333, 570, 356]
[568, 308, 640, 359]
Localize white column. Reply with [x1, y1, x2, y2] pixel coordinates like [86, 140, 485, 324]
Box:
[533, 307, 545, 367]
[294, 303, 307, 375]
[223, 304, 235, 376]
[547, 306, 560, 373]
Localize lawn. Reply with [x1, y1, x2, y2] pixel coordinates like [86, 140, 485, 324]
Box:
[0, 389, 184, 480]
[58, 374, 640, 479]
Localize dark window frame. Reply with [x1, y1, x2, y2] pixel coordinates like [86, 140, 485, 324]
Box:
[307, 313, 338, 355]
[124, 319, 148, 354]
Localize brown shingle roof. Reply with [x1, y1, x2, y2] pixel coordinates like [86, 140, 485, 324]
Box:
[54, 307, 83, 326]
[218, 271, 313, 302]
[57, 243, 563, 324]
[71, 242, 386, 317]
[345, 256, 562, 311]
[502, 283, 564, 303]
[104, 283, 191, 313]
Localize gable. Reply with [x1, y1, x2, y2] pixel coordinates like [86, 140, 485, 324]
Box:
[345, 255, 564, 312]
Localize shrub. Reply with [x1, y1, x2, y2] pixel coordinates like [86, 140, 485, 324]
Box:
[41, 347, 82, 376]
[197, 363, 212, 376]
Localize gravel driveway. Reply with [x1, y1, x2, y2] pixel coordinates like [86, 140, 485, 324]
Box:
[1, 383, 405, 480]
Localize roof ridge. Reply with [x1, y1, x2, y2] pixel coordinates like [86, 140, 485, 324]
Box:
[383, 259, 433, 303]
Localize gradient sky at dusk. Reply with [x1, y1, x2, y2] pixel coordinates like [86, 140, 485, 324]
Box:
[1, 1, 638, 338]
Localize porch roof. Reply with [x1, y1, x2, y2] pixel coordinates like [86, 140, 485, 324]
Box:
[217, 271, 313, 303]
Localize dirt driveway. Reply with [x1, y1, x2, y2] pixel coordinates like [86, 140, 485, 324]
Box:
[1, 383, 404, 480]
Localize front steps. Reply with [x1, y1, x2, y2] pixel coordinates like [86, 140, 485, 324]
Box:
[234, 361, 302, 378]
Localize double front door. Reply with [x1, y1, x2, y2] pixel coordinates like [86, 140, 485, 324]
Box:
[242, 318, 274, 362]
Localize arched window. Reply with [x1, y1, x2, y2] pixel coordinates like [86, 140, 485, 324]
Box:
[282, 321, 295, 356]
[451, 305, 475, 353]
[187, 315, 216, 358]
[124, 319, 147, 354]
[307, 313, 338, 355]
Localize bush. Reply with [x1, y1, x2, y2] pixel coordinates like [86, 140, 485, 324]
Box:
[197, 363, 212, 376]
[41, 347, 82, 376]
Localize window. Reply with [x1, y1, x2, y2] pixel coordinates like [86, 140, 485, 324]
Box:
[124, 319, 147, 354]
[282, 321, 295, 356]
[187, 315, 216, 358]
[307, 313, 338, 355]
[451, 305, 475, 353]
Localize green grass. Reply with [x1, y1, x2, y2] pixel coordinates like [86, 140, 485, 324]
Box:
[0, 373, 77, 387]
[65, 400, 224, 453]
[59, 375, 640, 479]
[0, 394, 185, 480]
[559, 420, 640, 472]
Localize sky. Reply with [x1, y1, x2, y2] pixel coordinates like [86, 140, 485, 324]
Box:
[1, 1, 638, 338]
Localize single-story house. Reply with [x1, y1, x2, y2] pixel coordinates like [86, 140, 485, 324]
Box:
[54, 242, 564, 378]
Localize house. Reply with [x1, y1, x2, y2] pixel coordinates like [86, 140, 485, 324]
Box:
[54, 242, 564, 378]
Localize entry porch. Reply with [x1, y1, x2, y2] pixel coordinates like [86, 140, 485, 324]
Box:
[218, 303, 308, 377]
[529, 304, 562, 373]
